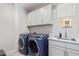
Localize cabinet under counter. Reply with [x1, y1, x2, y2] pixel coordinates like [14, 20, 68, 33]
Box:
[49, 37, 79, 56]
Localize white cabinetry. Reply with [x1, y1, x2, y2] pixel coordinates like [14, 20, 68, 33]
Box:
[66, 49, 79, 56]
[27, 11, 36, 26]
[66, 43, 79, 56]
[35, 9, 42, 25]
[49, 39, 79, 56]
[57, 4, 76, 18]
[37, 5, 53, 25]
[49, 40, 66, 56]
[27, 5, 53, 26]
[49, 44, 65, 56]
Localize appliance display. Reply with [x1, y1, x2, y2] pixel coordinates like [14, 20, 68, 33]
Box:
[28, 33, 49, 56]
[18, 33, 29, 55]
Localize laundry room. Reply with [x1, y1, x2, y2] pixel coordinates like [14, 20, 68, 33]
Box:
[0, 3, 79, 56]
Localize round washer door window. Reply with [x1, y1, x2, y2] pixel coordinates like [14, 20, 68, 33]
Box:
[18, 38, 24, 49]
[29, 40, 39, 56]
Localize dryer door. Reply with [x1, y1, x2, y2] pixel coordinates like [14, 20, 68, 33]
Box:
[29, 39, 39, 56]
[18, 37, 24, 49]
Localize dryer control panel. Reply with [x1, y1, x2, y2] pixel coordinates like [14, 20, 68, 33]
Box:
[29, 33, 49, 40]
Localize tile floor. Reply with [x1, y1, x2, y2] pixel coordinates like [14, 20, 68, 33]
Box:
[7, 49, 24, 56]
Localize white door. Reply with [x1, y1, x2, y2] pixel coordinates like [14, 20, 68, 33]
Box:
[35, 5, 53, 25]
[40, 5, 53, 24]
[49, 44, 65, 56]
[57, 4, 75, 18]
[35, 9, 42, 25]
[27, 11, 36, 26]
[42, 5, 53, 24]
[66, 49, 79, 56]
[68, 52, 79, 56]
[30, 11, 36, 26]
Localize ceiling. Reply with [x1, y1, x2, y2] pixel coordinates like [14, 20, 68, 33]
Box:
[18, 3, 53, 12]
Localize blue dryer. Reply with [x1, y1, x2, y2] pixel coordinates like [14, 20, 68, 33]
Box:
[28, 33, 49, 56]
[18, 33, 29, 55]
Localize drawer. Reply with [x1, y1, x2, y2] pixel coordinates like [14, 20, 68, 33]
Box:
[49, 40, 65, 47]
[66, 43, 79, 51]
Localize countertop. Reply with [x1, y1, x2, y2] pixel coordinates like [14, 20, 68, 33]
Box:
[48, 37, 79, 45]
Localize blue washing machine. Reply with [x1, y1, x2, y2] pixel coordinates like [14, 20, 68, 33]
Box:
[18, 33, 29, 55]
[28, 33, 49, 56]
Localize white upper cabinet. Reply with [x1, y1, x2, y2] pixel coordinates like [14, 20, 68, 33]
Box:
[27, 4, 53, 26]
[35, 9, 42, 25]
[36, 5, 53, 25]
[27, 11, 36, 26]
[57, 4, 76, 18]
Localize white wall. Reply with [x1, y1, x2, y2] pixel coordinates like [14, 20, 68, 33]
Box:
[53, 3, 79, 41]
[0, 4, 15, 52]
[15, 4, 29, 49]
[15, 4, 29, 34]
[0, 4, 29, 54]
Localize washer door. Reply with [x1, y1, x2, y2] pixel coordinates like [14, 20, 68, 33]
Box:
[29, 39, 39, 56]
[18, 37, 24, 49]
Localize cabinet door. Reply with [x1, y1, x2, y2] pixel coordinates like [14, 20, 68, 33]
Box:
[68, 52, 79, 56]
[49, 44, 65, 56]
[40, 5, 53, 24]
[35, 9, 42, 25]
[66, 49, 79, 56]
[30, 11, 36, 26]
[66, 43, 79, 51]
[27, 11, 36, 26]
[35, 5, 53, 25]
[57, 4, 75, 18]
